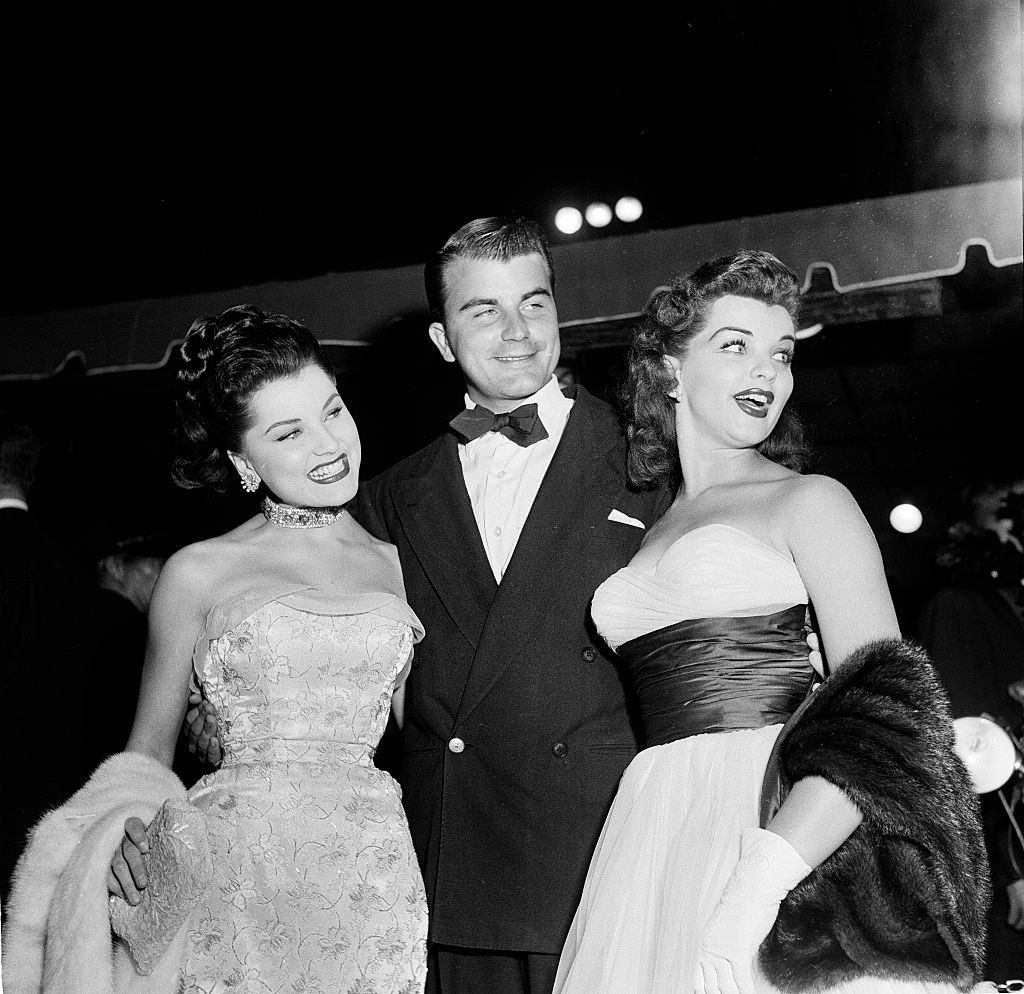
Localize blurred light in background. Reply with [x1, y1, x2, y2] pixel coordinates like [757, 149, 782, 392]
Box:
[615, 196, 643, 222]
[889, 502, 924, 533]
[554, 207, 584, 234]
[585, 202, 613, 228]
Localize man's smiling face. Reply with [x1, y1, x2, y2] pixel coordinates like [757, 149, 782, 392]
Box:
[428, 252, 561, 413]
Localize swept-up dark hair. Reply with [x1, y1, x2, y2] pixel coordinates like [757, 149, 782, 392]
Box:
[172, 304, 333, 493]
[424, 216, 555, 323]
[623, 249, 809, 489]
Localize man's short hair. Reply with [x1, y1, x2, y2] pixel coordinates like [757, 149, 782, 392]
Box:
[424, 216, 555, 323]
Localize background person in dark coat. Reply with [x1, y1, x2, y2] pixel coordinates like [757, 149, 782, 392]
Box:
[90, 548, 165, 761]
[917, 479, 1024, 979]
[0, 415, 95, 908]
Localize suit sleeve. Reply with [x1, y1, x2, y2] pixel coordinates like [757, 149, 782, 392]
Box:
[353, 473, 391, 543]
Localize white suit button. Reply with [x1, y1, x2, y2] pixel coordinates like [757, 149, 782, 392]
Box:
[448, 737, 465, 754]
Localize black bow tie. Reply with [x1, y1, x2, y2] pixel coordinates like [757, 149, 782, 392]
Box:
[449, 403, 549, 447]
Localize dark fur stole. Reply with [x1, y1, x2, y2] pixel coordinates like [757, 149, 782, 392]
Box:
[758, 638, 990, 991]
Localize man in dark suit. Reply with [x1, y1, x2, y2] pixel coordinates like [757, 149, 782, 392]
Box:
[355, 217, 671, 993]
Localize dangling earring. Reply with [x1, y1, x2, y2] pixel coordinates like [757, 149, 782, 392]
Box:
[239, 468, 261, 493]
[663, 358, 680, 403]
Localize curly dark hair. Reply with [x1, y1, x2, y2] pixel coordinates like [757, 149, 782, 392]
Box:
[172, 304, 334, 493]
[623, 250, 809, 489]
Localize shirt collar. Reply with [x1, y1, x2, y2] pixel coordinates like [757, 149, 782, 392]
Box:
[463, 375, 573, 422]
[0, 498, 29, 512]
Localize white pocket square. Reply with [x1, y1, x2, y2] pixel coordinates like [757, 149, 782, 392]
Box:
[608, 509, 645, 529]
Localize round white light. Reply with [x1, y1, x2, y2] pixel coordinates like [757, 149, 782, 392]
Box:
[554, 207, 583, 234]
[614, 196, 643, 223]
[585, 202, 613, 228]
[889, 503, 923, 534]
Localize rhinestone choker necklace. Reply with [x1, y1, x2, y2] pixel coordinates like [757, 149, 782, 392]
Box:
[261, 495, 348, 529]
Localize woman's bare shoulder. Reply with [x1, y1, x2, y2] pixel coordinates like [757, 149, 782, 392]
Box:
[158, 516, 266, 602]
[767, 474, 872, 554]
[775, 473, 859, 516]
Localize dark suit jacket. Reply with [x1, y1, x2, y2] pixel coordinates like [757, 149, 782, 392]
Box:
[357, 386, 671, 952]
[0, 508, 97, 904]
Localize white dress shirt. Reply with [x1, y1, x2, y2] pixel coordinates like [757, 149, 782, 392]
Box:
[458, 375, 574, 583]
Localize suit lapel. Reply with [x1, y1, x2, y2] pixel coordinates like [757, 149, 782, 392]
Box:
[393, 434, 496, 651]
[455, 389, 623, 722]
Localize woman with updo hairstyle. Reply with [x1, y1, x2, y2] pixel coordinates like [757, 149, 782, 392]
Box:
[172, 303, 337, 494]
[555, 254, 991, 993]
[8, 305, 428, 991]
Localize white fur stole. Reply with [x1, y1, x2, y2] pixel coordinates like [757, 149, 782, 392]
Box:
[2, 752, 189, 994]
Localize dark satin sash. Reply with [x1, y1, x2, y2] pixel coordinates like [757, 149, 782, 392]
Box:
[615, 605, 814, 747]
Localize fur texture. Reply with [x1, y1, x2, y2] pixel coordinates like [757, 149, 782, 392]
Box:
[2, 752, 190, 994]
[759, 638, 991, 992]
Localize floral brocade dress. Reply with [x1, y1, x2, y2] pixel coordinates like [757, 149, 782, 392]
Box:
[180, 584, 428, 994]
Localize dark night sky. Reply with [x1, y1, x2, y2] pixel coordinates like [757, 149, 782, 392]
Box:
[3, 1, 1020, 316]
[0, 2, 1020, 624]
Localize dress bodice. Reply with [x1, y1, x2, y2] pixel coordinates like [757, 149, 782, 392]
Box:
[593, 523, 808, 649]
[184, 583, 430, 991]
[593, 524, 814, 746]
[558, 525, 981, 994]
[193, 584, 424, 769]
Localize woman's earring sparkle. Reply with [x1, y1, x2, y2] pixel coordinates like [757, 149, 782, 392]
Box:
[663, 359, 680, 403]
[240, 469, 261, 493]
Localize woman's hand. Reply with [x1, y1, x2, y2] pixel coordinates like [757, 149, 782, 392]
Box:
[695, 828, 810, 994]
[106, 816, 150, 904]
[805, 628, 823, 677]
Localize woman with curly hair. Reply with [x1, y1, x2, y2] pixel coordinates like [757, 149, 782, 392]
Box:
[554, 253, 992, 993]
[6, 305, 428, 994]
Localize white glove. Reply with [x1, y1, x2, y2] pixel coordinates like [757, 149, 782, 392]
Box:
[695, 827, 812, 994]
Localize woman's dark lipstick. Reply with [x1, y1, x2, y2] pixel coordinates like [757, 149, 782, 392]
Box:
[733, 389, 774, 419]
[307, 453, 349, 484]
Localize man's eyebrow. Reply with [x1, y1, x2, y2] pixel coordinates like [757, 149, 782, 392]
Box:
[458, 296, 498, 313]
[520, 287, 553, 303]
[457, 287, 553, 313]
[322, 393, 341, 410]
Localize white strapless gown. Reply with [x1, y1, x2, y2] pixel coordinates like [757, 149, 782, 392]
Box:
[553, 524, 981, 994]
